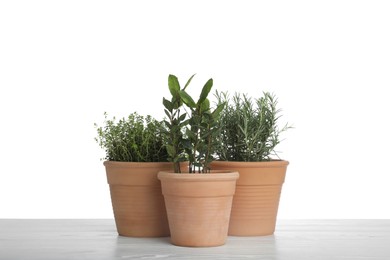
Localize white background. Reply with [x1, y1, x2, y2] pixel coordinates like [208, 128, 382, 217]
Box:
[1, 0, 389, 219]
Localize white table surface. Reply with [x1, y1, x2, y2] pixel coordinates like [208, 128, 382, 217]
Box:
[0, 219, 389, 260]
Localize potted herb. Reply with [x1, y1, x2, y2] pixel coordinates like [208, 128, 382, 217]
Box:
[95, 112, 174, 237]
[211, 91, 291, 236]
[158, 74, 239, 247]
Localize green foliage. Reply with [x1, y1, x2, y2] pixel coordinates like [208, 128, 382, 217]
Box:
[163, 74, 225, 173]
[162, 74, 191, 173]
[94, 112, 169, 162]
[215, 91, 291, 162]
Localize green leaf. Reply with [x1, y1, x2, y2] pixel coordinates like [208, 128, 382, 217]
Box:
[211, 102, 225, 118]
[163, 110, 171, 120]
[200, 98, 210, 112]
[166, 145, 175, 157]
[172, 98, 182, 109]
[179, 90, 196, 108]
[168, 74, 180, 97]
[198, 78, 213, 105]
[163, 97, 173, 111]
[183, 74, 196, 90]
[180, 118, 190, 127]
[185, 128, 197, 140]
[179, 113, 187, 121]
[171, 125, 180, 133]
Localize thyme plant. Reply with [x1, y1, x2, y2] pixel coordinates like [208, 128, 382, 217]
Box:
[94, 112, 169, 162]
[215, 91, 291, 161]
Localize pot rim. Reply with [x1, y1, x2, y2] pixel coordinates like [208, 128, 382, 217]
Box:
[211, 160, 289, 168]
[104, 161, 173, 168]
[158, 170, 239, 182]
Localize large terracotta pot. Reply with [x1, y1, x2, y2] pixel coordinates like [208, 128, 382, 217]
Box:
[158, 171, 239, 247]
[104, 161, 175, 237]
[210, 160, 289, 236]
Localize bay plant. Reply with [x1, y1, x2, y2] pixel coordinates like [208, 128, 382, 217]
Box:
[161, 74, 192, 173]
[214, 91, 291, 161]
[94, 112, 169, 162]
[163, 74, 225, 173]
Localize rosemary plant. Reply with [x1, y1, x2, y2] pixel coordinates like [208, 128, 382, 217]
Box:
[94, 112, 169, 162]
[215, 91, 291, 162]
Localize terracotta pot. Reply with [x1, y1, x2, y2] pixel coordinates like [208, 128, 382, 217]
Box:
[104, 161, 176, 237]
[158, 171, 239, 247]
[210, 160, 289, 236]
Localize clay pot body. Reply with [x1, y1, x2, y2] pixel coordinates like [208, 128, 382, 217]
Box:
[210, 160, 289, 236]
[104, 161, 175, 237]
[158, 171, 239, 247]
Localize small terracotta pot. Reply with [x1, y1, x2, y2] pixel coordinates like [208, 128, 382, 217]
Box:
[104, 161, 176, 237]
[158, 171, 239, 247]
[210, 160, 289, 236]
